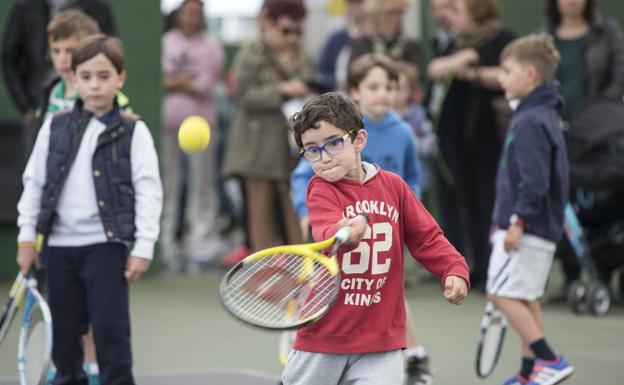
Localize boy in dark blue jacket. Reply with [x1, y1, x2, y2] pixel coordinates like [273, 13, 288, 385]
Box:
[489, 34, 572, 385]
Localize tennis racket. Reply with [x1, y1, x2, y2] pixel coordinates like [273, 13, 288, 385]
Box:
[219, 227, 350, 330]
[18, 274, 53, 385]
[278, 330, 296, 365]
[0, 273, 27, 346]
[475, 301, 507, 378]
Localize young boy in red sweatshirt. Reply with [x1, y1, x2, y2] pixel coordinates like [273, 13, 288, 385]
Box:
[283, 92, 469, 385]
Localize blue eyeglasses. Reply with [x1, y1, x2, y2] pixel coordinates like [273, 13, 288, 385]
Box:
[300, 131, 353, 162]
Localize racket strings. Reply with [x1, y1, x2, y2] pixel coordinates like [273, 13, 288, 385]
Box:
[226, 255, 312, 325]
[223, 253, 338, 327]
[227, 254, 305, 311]
[229, 255, 330, 322]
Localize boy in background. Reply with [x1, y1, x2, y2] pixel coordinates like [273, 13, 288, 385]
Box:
[27, 10, 132, 159]
[392, 61, 437, 202]
[16, 34, 162, 385]
[289, 54, 433, 385]
[29, 11, 130, 384]
[490, 34, 573, 385]
[284, 91, 468, 385]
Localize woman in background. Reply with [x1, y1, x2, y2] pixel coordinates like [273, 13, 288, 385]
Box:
[223, 0, 316, 253]
[427, 0, 515, 288]
[161, 0, 225, 272]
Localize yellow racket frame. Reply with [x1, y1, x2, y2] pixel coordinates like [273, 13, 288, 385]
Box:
[243, 236, 340, 277]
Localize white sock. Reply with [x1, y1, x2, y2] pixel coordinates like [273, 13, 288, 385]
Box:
[84, 361, 99, 375]
[405, 346, 427, 359]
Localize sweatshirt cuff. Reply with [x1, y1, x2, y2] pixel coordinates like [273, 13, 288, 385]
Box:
[441, 262, 471, 289]
[130, 238, 155, 260]
[17, 227, 38, 244]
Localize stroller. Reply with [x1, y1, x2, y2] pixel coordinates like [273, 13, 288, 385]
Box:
[561, 99, 624, 316]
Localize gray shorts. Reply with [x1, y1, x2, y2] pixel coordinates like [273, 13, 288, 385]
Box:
[486, 230, 556, 300]
[282, 349, 404, 385]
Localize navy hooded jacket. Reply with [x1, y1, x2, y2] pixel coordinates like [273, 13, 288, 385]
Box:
[492, 81, 569, 242]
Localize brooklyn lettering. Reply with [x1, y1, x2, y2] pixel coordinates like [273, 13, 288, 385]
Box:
[343, 200, 399, 223]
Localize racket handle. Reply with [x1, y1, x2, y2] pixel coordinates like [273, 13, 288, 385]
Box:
[335, 227, 352, 245]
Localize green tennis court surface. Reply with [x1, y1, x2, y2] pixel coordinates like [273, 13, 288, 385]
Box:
[0, 265, 622, 384]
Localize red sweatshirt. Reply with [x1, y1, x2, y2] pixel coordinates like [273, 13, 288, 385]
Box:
[294, 165, 469, 354]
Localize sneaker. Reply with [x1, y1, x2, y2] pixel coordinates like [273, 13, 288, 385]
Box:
[528, 355, 574, 385]
[221, 245, 250, 267]
[84, 361, 100, 385]
[44, 366, 56, 385]
[406, 355, 433, 385]
[502, 373, 528, 385]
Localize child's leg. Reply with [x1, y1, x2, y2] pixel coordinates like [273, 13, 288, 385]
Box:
[83, 243, 135, 385]
[491, 295, 556, 361]
[404, 302, 433, 385]
[47, 246, 89, 384]
[404, 300, 430, 361]
[244, 178, 277, 251]
[490, 296, 542, 346]
[282, 350, 347, 385]
[83, 327, 97, 362]
[341, 350, 404, 385]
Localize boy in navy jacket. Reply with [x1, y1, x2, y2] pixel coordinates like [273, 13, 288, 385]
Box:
[489, 34, 572, 385]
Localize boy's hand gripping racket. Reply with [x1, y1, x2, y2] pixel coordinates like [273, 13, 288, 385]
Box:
[475, 301, 508, 378]
[219, 227, 350, 330]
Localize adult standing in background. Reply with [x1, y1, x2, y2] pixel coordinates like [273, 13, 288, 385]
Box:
[222, 0, 315, 252]
[2, 0, 115, 121]
[546, 0, 624, 121]
[316, 0, 369, 92]
[545, 0, 624, 290]
[427, 0, 515, 287]
[349, 0, 422, 76]
[161, 0, 225, 272]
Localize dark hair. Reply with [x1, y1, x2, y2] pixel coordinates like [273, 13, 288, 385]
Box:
[347, 53, 398, 90]
[545, 0, 597, 27]
[290, 92, 364, 148]
[71, 34, 124, 73]
[47, 9, 100, 42]
[261, 0, 307, 22]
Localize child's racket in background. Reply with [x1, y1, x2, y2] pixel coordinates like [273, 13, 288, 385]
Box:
[0, 273, 27, 346]
[18, 272, 53, 385]
[220, 227, 350, 330]
[475, 301, 507, 378]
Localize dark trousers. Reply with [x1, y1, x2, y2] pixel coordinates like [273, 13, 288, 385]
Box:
[46, 243, 135, 385]
[459, 159, 498, 285]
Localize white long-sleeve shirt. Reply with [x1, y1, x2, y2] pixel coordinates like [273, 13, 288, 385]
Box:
[17, 116, 163, 260]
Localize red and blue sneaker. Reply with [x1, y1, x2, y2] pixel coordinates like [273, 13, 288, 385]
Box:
[527, 355, 574, 385]
[502, 373, 528, 385]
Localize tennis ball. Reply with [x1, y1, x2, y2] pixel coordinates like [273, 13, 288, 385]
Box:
[178, 115, 211, 153]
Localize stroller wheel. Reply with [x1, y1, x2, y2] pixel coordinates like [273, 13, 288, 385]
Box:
[589, 283, 611, 316]
[567, 281, 589, 314]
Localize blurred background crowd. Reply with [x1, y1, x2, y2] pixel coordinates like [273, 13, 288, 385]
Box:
[0, 0, 623, 302]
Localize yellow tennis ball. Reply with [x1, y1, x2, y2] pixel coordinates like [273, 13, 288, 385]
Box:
[178, 115, 211, 153]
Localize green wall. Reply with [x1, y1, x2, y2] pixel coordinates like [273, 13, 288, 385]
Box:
[0, 1, 162, 281]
